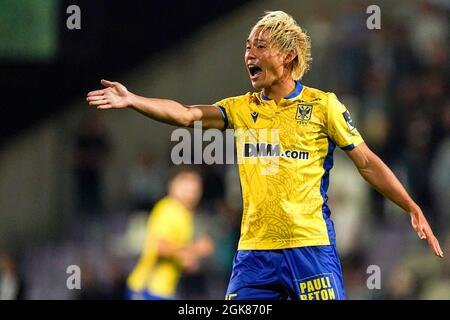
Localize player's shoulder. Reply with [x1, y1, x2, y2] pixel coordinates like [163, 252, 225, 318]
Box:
[214, 92, 255, 106]
[152, 197, 183, 217]
[149, 198, 190, 228]
[301, 85, 337, 107]
[152, 196, 171, 209]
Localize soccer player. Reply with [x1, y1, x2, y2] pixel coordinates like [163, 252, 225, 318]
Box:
[126, 168, 213, 300]
[87, 11, 443, 300]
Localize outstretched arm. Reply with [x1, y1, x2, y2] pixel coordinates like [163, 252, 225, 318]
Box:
[346, 143, 444, 258]
[86, 79, 225, 129]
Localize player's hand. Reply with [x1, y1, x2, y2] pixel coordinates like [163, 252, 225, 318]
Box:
[179, 250, 199, 273]
[193, 235, 214, 257]
[409, 208, 444, 258]
[86, 79, 132, 109]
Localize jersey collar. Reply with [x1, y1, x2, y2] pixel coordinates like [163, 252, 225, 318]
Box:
[260, 80, 303, 101]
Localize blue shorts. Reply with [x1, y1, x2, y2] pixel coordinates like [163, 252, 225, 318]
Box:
[225, 245, 345, 300]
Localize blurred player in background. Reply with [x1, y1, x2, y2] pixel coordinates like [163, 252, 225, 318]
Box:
[126, 168, 213, 300]
[87, 11, 443, 300]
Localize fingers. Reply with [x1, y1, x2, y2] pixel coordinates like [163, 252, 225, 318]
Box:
[101, 79, 115, 87]
[88, 99, 108, 106]
[97, 104, 112, 109]
[429, 237, 444, 258]
[411, 215, 428, 239]
[86, 95, 105, 101]
[411, 216, 426, 239]
[425, 231, 444, 258]
[86, 95, 111, 109]
[413, 224, 424, 239]
[416, 220, 444, 258]
[86, 79, 116, 97]
[418, 227, 427, 240]
[409, 211, 443, 258]
[86, 92, 110, 108]
[87, 89, 105, 97]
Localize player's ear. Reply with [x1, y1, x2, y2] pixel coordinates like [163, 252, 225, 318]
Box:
[284, 49, 297, 65]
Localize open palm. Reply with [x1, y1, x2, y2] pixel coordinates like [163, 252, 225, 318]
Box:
[86, 79, 131, 109]
[410, 209, 443, 258]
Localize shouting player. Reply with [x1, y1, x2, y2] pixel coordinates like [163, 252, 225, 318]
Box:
[87, 11, 443, 300]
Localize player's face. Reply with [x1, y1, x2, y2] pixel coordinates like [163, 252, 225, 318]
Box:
[169, 173, 203, 210]
[245, 27, 288, 89]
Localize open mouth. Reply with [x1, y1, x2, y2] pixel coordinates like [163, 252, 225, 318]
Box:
[248, 64, 263, 78]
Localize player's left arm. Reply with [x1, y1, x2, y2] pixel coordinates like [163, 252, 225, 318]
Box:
[346, 142, 444, 258]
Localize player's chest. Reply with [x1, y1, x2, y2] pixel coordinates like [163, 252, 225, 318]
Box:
[234, 102, 325, 144]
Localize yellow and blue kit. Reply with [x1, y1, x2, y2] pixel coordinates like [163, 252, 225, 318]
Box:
[215, 81, 364, 300]
[126, 196, 193, 300]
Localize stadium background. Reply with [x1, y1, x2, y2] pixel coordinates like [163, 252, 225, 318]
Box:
[0, 0, 449, 299]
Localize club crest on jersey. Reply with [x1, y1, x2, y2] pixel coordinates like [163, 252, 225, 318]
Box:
[251, 111, 259, 123]
[296, 104, 313, 123]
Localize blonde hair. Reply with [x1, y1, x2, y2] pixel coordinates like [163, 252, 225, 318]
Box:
[253, 10, 312, 80]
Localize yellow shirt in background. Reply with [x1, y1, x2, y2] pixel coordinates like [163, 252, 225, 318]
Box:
[127, 196, 193, 297]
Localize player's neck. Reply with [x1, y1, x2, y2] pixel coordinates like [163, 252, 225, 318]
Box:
[262, 78, 296, 104]
[169, 194, 194, 211]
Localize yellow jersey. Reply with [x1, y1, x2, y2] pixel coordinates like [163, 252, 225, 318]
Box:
[215, 81, 364, 250]
[127, 196, 193, 297]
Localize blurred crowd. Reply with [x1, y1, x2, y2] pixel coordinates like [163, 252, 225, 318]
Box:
[1, 0, 448, 299]
[305, 0, 450, 299]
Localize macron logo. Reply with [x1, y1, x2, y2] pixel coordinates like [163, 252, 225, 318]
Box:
[251, 112, 259, 123]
